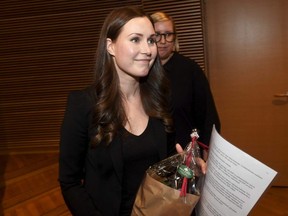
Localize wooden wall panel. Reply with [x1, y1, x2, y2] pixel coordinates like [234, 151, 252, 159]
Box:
[206, 0, 288, 185]
[0, 0, 204, 154]
[0, 1, 141, 154]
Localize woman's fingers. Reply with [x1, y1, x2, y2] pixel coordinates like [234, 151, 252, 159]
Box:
[175, 143, 207, 174]
[196, 157, 207, 174]
[175, 143, 184, 153]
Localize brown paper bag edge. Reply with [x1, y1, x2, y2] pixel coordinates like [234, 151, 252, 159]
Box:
[132, 172, 200, 216]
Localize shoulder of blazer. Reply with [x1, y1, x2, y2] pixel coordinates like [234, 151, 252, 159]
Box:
[66, 87, 96, 116]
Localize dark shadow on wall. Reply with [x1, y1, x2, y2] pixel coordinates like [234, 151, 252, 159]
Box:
[272, 98, 288, 106]
[0, 113, 9, 215]
[0, 154, 9, 215]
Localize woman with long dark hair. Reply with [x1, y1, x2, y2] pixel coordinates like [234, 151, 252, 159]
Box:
[58, 6, 173, 216]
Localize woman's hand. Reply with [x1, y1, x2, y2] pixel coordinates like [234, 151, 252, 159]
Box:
[175, 143, 184, 154]
[175, 143, 207, 174]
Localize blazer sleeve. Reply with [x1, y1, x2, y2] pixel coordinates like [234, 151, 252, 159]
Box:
[58, 90, 102, 216]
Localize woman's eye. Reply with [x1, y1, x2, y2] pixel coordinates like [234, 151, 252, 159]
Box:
[131, 37, 140, 43]
[148, 37, 156, 45]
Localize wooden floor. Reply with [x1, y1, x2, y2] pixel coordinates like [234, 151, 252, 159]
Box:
[0, 153, 70, 216]
[0, 153, 287, 216]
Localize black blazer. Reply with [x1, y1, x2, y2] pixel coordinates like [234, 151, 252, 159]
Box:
[58, 89, 168, 216]
[164, 52, 221, 147]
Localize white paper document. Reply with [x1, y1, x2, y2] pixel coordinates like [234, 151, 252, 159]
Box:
[196, 126, 277, 216]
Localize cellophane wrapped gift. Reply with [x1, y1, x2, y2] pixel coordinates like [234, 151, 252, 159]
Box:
[132, 130, 205, 216]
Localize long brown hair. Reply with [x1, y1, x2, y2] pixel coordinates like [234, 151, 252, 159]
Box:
[90, 6, 173, 146]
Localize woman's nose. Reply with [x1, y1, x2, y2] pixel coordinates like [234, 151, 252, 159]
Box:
[159, 36, 166, 44]
[141, 42, 152, 55]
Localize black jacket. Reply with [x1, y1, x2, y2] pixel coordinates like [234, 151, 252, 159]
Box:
[58, 90, 168, 216]
[164, 52, 221, 147]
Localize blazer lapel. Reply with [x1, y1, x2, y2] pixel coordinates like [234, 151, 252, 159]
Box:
[109, 133, 124, 183]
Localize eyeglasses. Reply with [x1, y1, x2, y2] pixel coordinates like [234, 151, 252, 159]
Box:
[155, 32, 176, 43]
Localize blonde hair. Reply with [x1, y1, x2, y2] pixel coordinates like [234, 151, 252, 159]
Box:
[150, 11, 179, 51]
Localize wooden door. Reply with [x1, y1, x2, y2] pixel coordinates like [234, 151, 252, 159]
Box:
[205, 0, 288, 186]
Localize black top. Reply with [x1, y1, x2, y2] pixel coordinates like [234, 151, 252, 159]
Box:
[119, 118, 160, 215]
[164, 52, 221, 147]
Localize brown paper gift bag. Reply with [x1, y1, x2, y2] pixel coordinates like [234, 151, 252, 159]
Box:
[131, 172, 200, 216]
